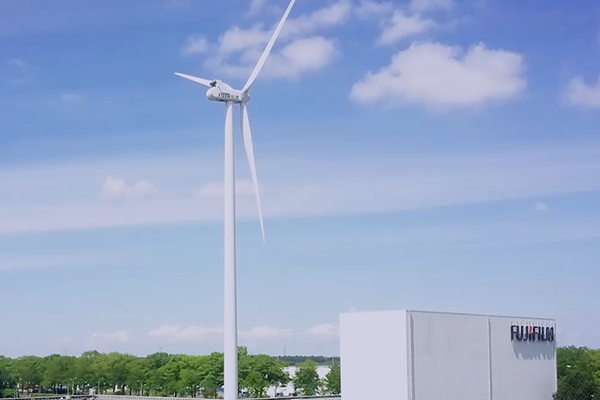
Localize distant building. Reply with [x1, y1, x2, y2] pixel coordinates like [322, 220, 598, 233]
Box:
[265, 365, 331, 397]
[340, 309, 557, 400]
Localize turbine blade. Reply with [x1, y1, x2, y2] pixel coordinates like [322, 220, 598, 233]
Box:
[242, 0, 296, 94]
[174, 72, 213, 88]
[240, 103, 266, 243]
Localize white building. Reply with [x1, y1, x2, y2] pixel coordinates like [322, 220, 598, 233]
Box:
[340, 309, 557, 400]
[265, 365, 331, 397]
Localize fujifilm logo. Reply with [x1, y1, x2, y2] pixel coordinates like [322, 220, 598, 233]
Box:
[511, 325, 555, 342]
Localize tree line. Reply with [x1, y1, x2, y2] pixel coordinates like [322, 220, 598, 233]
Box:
[554, 346, 600, 400]
[3, 345, 596, 399]
[0, 348, 340, 399]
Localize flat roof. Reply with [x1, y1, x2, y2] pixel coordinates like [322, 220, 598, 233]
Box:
[340, 308, 555, 322]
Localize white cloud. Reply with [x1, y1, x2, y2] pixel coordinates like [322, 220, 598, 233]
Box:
[149, 325, 222, 343]
[355, 1, 395, 19]
[102, 177, 158, 200]
[240, 326, 293, 339]
[535, 202, 550, 213]
[148, 324, 291, 342]
[248, 0, 268, 15]
[215, 0, 350, 55]
[304, 324, 339, 336]
[216, 25, 272, 56]
[378, 11, 437, 45]
[410, 0, 453, 12]
[190, 1, 347, 81]
[61, 93, 84, 104]
[351, 42, 526, 107]
[564, 75, 600, 108]
[197, 179, 260, 198]
[7, 58, 27, 68]
[90, 330, 131, 344]
[181, 35, 208, 56]
[282, 0, 352, 38]
[261, 36, 337, 78]
[207, 36, 337, 80]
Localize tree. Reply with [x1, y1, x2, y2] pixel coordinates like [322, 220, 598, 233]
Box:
[75, 351, 100, 393]
[293, 360, 320, 396]
[557, 346, 594, 380]
[554, 369, 599, 400]
[0, 357, 16, 399]
[179, 368, 202, 398]
[45, 355, 77, 393]
[15, 356, 42, 393]
[243, 371, 268, 398]
[239, 354, 288, 389]
[200, 374, 219, 399]
[125, 358, 150, 396]
[323, 363, 340, 395]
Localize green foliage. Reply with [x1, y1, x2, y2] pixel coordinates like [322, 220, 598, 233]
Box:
[554, 346, 600, 400]
[554, 369, 598, 400]
[323, 363, 341, 395]
[0, 357, 16, 398]
[243, 371, 268, 398]
[293, 360, 321, 396]
[0, 350, 291, 398]
[275, 355, 339, 366]
[239, 354, 289, 398]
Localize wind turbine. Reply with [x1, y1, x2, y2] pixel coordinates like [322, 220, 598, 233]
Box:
[174, 1, 296, 399]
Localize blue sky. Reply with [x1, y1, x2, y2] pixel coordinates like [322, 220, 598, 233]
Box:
[1, 0, 600, 358]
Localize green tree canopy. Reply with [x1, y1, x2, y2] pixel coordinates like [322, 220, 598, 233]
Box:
[293, 360, 320, 396]
[323, 363, 340, 395]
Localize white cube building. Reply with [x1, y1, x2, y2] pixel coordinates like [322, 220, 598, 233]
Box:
[340, 309, 557, 400]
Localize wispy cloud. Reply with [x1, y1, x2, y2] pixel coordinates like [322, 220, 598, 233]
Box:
[0, 253, 139, 272]
[148, 324, 292, 342]
[7, 58, 27, 68]
[1, 142, 600, 235]
[355, 1, 395, 19]
[61, 93, 84, 104]
[534, 202, 550, 213]
[409, 0, 453, 12]
[247, 0, 268, 15]
[149, 325, 222, 343]
[196, 179, 260, 199]
[378, 11, 437, 45]
[240, 326, 293, 339]
[102, 177, 158, 200]
[181, 35, 208, 56]
[304, 324, 339, 336]
[564, 75, 600, 108]
[89, 330, 131, 344]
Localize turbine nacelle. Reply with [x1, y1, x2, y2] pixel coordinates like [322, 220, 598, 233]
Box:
[206, 85, 249, 104]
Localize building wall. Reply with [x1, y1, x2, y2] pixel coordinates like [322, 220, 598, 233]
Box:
[489, 316, 557, 400]
[340, 310, 409, 400]
[409, 311, 490, 400]
[340, 309, 557, 400]
[408, 310, 556, 400]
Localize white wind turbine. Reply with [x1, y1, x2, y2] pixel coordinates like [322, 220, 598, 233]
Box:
[174, 1, 296, 399]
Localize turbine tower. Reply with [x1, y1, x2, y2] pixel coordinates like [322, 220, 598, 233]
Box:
[174, 1, 296, 399]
